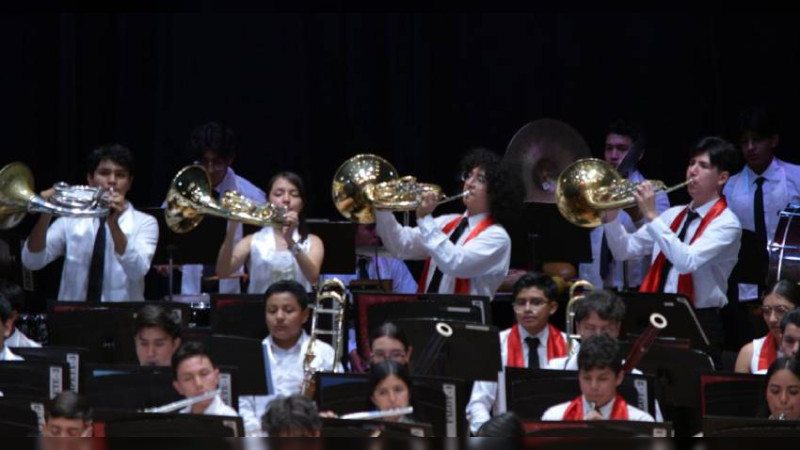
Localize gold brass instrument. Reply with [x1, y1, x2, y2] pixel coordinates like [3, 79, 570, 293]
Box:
[164, 165, 288, 233]
[0, 162, 111, 230]
[565, 280, 594, 356]
[332, 154, 468, 224]
[301, 278, 348, 398]
[622, 313, 667, 373]
[555, 158, 692, 228]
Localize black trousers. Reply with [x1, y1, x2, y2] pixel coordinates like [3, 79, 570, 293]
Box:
[695, 307, 724, 368]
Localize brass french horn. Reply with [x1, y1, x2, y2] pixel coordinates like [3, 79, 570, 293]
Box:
[0, 162, 110, 230]
[164, 165, 288, 233]
[331, 154, 468, 224]
[556, 158, 691, 228]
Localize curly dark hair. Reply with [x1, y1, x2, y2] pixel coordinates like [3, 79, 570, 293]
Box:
[577, 333, 622, 374]
[458, 148, 523, 229]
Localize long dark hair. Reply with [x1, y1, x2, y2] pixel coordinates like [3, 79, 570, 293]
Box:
[267, 171, 309, 241]
[367, 360, 414, 411]
[759, 357, 800, 418]
[368, 322, 411, 352]
[766, 280, 800, 308]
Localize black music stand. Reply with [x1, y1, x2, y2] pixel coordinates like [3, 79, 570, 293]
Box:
[506, 202, 592, 270]
[393, 318, 501, 381]
[0, 360, 68, 399]
[47, 307, 138, 364]
[83, 364, 182, 411]
[503, 367, 657, 421]
[700, 372, 765, 417]
[210, 294, 268, 340]
[188, 334, 267, 396]
[321, 417, 433, 437]
[521, 420, 672, 437]
[703, 416, 800, 437]
[96, 410, 245, 437]
[314, 372, 467, 437]
[0, 401, 40, 437]
[419, 293, 493, 325]
[617, 292, 711, 353]
[10, 346, 88, 393]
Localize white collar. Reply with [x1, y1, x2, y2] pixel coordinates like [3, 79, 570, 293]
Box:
[517, 323, 550, 349]
[744, 157, 780, 182]
[689, 195, 721, 218]
[266, 330, 308, 354]
[583, 395, 616, 418]
[465, 212, 489, 228]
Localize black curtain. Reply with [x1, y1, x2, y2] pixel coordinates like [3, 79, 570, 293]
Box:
[3, 12, 800, 218]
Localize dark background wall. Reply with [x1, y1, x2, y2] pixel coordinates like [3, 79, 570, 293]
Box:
[2, 12, 800, 219]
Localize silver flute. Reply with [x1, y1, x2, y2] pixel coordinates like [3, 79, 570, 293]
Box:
[340, 406, 414, 420]
[142, 389, 220, 414]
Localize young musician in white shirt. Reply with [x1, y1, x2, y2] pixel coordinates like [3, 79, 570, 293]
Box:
[0, 296, 22, 361]
[22, 144, 159, 302]
[779, 310, 800, 359]
[238, 280, 339, 436]
[40, 392, 93, 437]
[0, 281, 40, 348]
[735, 280, 800, 374]
[466, 273, 567, 433]
[376, 148, 521, 298]
[602, 137, 742, 359]
[134, 304, 182, 367]
[541, 334, 654, 422]
[172, 341, 238, 417]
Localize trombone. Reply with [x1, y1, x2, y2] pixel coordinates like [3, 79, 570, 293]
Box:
[556, 158, 691, 228]
[564, 280, 594, 356]
[164, 165, 289, 233]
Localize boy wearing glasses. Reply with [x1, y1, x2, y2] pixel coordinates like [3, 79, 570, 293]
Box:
[375, 148, 519, 298]
[466, 273, 566, 434]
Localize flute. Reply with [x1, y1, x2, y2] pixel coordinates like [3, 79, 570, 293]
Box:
[142, 389, 220, 414]
[340, 407, 414, 420]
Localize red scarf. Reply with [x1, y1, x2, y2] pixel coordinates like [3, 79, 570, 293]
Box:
[562, 394, 629, 421]
[639, 197, 728, 303]
[506, 324, 567, 368]
[758, 334, 779, 372]
[417, 215, 495, 294]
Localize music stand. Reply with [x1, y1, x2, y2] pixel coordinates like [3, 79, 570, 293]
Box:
[0, 402, 40, 436]
[522, 420, 672, 437]
[314, 372, 467, 437]
[617, 292, 711, 353]
[703, 416, 800, 437]
[47, 307, 138, 364]
[419, 293, 493, 325]
[0, 360, 68, 399]
[210, 294, 268, 340]
[700, 372, 765, 417]
[352, 292, 417, 361]
[393, 318, 501, 381]
[10, 346, 88, 393]
[82, 364, 182, 411]
[48, 300, 192, 326]
[0, 396, 47, 432]
[188, 334, 267, 396]
[490, 293, 516, 330]
[504, 367, 657, 421]
[506, 202, 592, 270]
[95, 410, 244, 437]
[321, 417, 433, 437]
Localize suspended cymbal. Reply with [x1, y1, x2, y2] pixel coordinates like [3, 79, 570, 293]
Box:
[503, 119, 591, 203]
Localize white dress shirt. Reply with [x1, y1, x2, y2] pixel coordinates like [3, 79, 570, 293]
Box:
[238, 331, 339, 436]
[21, 202, 159, 301]
[320, 255, 418, 294]
[0, 346, 23, 361]
[4, 328, 41, 348]
[180, 394, 239, 417]
[375, 210, 511, 298]
[180, 168, 267, 295]
[723, 158, 800, 300]
[603, 197, 742, 309]
[466, 325, 565, 434]
[248, 227, 313, 294]
[541, 396, 655, 421]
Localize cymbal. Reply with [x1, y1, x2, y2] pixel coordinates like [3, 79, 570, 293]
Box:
[503, 119, 591, 203]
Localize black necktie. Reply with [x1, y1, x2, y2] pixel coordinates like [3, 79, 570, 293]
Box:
[86, 218, 107, 303]
[357, 257, 370, 280]
[754, 177, 767, 247]
[426, 217, 469, 293]
[657, 210, 700, 292]
[525, 336, 541, 369]
[599, 232, 612, 282]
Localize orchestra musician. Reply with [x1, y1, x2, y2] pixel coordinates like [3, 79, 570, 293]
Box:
[602, 137, 742, 358]
[763, 356, 800, 421]
[541, 334, 655, 422]
[779, 310, 800, 359]
[216, 172, 324, 293]
[171, 341, 238, 417]
[21, 145, 159, 302]
[134, 304, 182, 367]
[40, 392, 93, 437]
[0, 295, 22, 361]
[0, 281, 40, 348]
[375, 148, 520, 298]
[466, 273, 567, 433]
[735, 280, 800, 374]
[261, 394, 323, 437]
[367, 360, 417, 423]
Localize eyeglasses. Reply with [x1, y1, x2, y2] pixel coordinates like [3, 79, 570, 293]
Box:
[371, 350, 407, 362]
[761, 305, 793, 317]
[513, 298, 550, 311]
[460, 171, 487, 185]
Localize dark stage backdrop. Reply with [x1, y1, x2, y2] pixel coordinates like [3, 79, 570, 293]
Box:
[1, 12, 799, 219]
